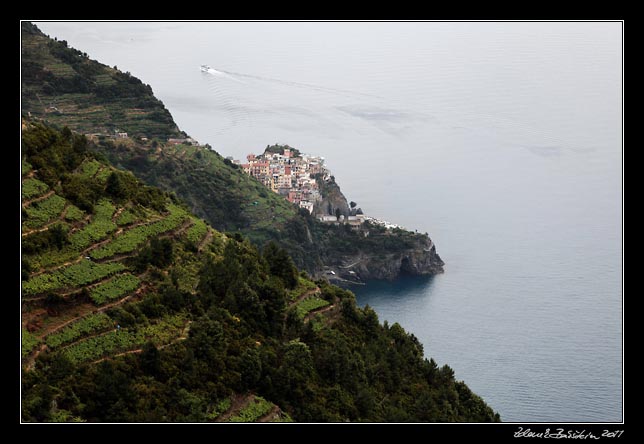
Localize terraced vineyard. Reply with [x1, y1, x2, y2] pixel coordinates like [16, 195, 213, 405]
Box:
[89, 273, 140, 305]
[20, 124, 360, 424]
[22, 158, 33, 175]
[116, 208, 138, 226]
[61, 314, 188, 365]
[287, 276, 318, 302]
[227, 396, 274, 422]
[22, 178, 49, 200]
[21, 135, 214, 374]
[90, 204, 188, 259]
[20, 148, 310, 419]
[22, 260, 126, 296]
[64, 204, 85, 222]
[186, 217, 208, 245]
[22, 329, 40, 358]
[23, 194, 67, 229]
[22, 22, 182, 141]
[45, 312, 114, 349]
[28, 199, 114, 270]
[94, 167, 114, 184]
[78, 159, 101, 178]
[21, 172, 201, 375]
[214, 395, 293, 423]
[207, 398, 232, 420]
[69, 199, 117, 250]
[295, 296, 330, 319]
[22, 148, 200, 313]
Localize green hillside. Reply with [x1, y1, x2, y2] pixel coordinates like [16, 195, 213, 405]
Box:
[21, 22, 442, 278]
[21, 22, 180, 139]
[21, 122, 498, 422]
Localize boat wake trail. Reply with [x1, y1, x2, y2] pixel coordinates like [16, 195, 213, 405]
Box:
[201, 66, 246, 84]
[201, 65, 383, 100]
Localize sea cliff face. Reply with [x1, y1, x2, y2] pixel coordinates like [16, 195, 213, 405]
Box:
[322, 235, 445, 283]
[310, 174, 444, 281]
[312, 175, 351, 218]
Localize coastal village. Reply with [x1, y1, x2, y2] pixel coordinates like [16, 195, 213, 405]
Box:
[236, 147, 354, 220]
[100, 129, 404, 230]
[231, 145, 377, 226]
[230, 146, 407, 229]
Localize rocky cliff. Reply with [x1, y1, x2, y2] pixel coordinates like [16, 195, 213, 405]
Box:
[308, 174, 444, 281]
[322, 233, 444, 283]
[312, 175, 351, 217]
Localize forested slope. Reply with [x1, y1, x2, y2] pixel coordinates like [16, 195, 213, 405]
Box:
[21, 122, 498, 422]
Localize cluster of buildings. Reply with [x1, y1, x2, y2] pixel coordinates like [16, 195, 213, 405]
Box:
[234, 148, 325, 215]
[233, 147, 372, 226]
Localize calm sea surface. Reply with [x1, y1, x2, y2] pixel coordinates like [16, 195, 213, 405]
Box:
[34, 22, 623, 422]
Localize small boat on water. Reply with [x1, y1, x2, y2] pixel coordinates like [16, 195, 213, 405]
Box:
[200, 64, 210, 72]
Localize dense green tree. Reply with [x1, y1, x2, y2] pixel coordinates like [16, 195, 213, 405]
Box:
[263, 241, 298, 289]
[21, 259, 31, 281]
[239, 348, 262, 390]
[140, 341, 161, 377]
[22, 382, 53, 421]
[133, 237, 174, 271]
[105, 171, 129, 200]
[49, 224, 70, 250]
[257, 277, 287, 337]
[274, 339, 315, 415]
[22, 225, 69, 255]
[62, 175, 101, 212]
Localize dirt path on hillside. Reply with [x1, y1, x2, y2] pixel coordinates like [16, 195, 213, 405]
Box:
[111, 206, 126, 223]
[90, 217, 191, 263]
[92, 251, 137, 264]
[303, 303, 336, 323]
[22, 283, 149, 371]
[257, 405, 281, 422]
[67, 214, 93, 234]
[26, 283, 147, 341]
[22, 225, 51, 237]
[91, 348, 144, 365]
[22, 189, 55, 208]
[29, 256, 83, 278]
[58, 327, 118, 352]
[24, 344, 48, 371]
[289, 287, 321, 308]
[50, 269, 141, 298]
[21, 203, 70, 237]
[215, 393, 255, 422]
[198, 229, 214, 252]
[170, 218, 193, 237]
[28, 215, 168, 276]
[89, 320, 191, 365]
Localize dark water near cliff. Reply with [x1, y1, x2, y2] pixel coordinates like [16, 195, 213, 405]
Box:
[35, 22, 622, 422]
